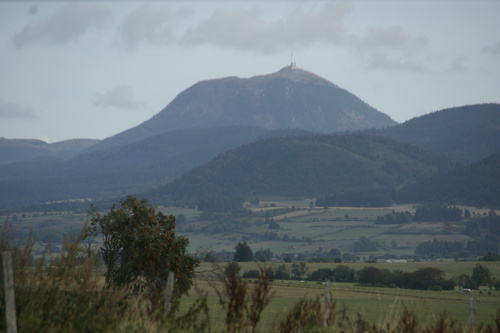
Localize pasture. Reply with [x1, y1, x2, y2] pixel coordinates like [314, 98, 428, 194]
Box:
[180, 276, 500, 331]
[183, 260, 500, 331]
[3, 200, 499, 261]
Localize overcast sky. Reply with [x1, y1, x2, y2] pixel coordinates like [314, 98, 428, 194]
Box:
[1, 0, 499, 143]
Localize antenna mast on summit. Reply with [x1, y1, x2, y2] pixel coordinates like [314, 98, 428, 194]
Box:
[290, 50, 296, 69]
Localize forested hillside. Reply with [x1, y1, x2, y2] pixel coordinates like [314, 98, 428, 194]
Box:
[398, 152, 500, 207]
[146, 134, 457, 210]
[371, 103, 500, 164]
[0, 126, 272, 210]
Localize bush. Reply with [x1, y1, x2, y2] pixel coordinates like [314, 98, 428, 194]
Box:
[243, 270, 260, 279]
[494, 281, 500, 291]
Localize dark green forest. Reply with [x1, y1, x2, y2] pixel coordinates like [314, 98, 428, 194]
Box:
[147, 134, 458, 209]
[397, 152, 500, 207]
[371, 103, 500, 164]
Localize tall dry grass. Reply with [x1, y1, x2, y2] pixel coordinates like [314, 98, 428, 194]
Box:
[0, 221, 209, 332]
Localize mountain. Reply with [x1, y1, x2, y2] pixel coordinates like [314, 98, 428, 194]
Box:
[371, 104, 500, 164]
[4, 67, 498, 212]
[0, 138, 100, 165]
[91, 66, 396, 151]
[398, 152, 500, 207]
[146, 134, 458, 209]
[0, 126, 299, 211]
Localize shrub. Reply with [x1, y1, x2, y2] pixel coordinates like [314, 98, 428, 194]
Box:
[243, 270, 260, 279]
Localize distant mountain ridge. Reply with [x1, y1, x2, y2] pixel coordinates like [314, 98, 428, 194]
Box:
[0, 138, 99, 165]
[91, 66, 396, 151]
[371, 103, 500, 164]
[0, 126, 292, 210]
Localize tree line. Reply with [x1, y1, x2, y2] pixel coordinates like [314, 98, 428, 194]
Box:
[238, 263, 498, 292]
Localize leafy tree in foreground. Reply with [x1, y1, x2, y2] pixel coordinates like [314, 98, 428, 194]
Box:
[87, 196, 199, 307]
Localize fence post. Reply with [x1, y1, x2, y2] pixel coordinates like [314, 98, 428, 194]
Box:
[164, 271, 175, 316]
[2, 251, 18, 333]
[469, 291, 476, 332]
[323, 280, 331, 327]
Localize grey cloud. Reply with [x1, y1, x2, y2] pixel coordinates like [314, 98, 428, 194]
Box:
[28, 5, 39, 16]
[354, 25, 428, 53]
[93, 85, 144, 111]
[0, 98, 36, 119]
[183, 7, 282, 53]
[450, 56, 468, 72]
[118, 4, 192, 51]
[362, 52, 426, 72]
[349, 25, 428, 72]
[483, 42, 500, 55]
[285, 2, 350, 45]
[182, 2, 427, 72]
[183, 2, 351, 54]
[12, 2, 112, 48]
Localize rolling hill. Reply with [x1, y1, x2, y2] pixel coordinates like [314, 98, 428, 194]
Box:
[371, 103, 500, 164]
[146, 134, 458, 209]
[0, 138, 99, 165]
[398, 151, 500, 207]
[0, 126, 276, 210]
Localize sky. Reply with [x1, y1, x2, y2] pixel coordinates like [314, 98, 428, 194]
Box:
[1, 0, 499, 143]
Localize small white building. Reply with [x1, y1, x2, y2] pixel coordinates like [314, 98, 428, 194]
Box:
[385, 259, 408, 263]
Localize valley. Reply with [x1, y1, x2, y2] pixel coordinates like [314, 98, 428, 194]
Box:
[4, 199, 496, 263]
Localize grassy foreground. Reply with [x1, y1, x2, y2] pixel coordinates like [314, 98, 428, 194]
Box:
[1, 223, 499, 332]
[184, 261, 500, 332]
[179, 279, 500, 331]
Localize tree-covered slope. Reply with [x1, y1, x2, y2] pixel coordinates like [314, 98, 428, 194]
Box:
[147, 134, 457, 207]
[0, 126, 273, 211]
[372, 104, 500, 164]
[398, 152, 500, 207]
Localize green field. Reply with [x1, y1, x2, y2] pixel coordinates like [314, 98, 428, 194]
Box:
[180, 276, 499, 331]
[179, 260, 500, 331]
[183, 261, 500, 332]
[3, 200, 499, 260]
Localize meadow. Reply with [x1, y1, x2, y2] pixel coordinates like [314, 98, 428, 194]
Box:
[179, 278, 500, 331]
[4, 200, 496, 259]
[178, 260, 500, 331]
